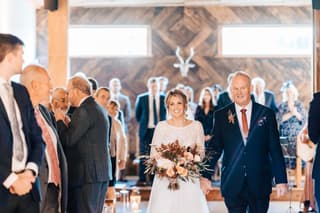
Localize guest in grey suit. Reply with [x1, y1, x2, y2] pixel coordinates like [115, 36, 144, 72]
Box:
[252, 77, 278, 113]
[109, 78, 131, 133]
[20, 65, 68, 213]
[55, 76, 112, 213]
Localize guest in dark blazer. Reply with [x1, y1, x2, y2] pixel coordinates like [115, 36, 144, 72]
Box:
[252, 77, 278, 113]
[135, 77, 166, 185]
[109, 78, 131, 133]
[201, 71, 288, 213]
[55, 76, 112, 213]
[20, 65, 68, 213]
[216, 73, 234, 110]
[308, 92, 320, 212]
[195, 87, 215, 149]
[0, 33, 45, 213]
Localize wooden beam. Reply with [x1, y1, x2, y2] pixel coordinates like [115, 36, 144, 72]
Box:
[47, 0, 69, 88]
[313, 9, 320, 92]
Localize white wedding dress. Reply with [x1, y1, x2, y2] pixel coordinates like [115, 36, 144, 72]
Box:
[146, 120, 210, 213]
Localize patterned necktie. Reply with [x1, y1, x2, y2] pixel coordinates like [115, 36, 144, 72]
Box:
[34, 107, 60, 186]
[153, 96, 158, 125]
[240, 108, 248, 137]
[3, 83, 24, 161]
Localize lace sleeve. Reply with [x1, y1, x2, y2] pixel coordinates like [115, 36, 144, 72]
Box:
[150, 122, 164, 156]
[194, 121, 205, 157]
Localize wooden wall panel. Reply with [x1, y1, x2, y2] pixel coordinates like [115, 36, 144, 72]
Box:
[37, 6, 313, 159]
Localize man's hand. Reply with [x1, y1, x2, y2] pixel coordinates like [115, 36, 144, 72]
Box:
[200, 177, 213, 195]
[54, 108, 66, 122]
[276, 183, 288, 197]
[9, 170, 36, 196]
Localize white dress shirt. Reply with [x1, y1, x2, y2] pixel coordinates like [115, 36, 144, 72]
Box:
[0, 77, 38, 188]
[235, 101, 252, 145]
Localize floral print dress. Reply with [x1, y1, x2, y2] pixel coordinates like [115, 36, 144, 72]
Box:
[277, 100, 306, 169]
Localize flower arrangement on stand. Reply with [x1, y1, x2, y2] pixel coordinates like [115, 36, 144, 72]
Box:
[144, 140, 209, 190]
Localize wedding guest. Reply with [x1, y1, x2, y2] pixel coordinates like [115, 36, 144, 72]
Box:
[0, 33, 45, 213]
[55, 76, 112, 213]
[51, 87, 69, 114]
[308, 91, 320, 212]
[109, 78, 131, 182]
[251, 77, 278, 113]
[106, 100, 128, 200]
[175, 84, 194, 120]
[212, 84, 223, 106]
[195, 87, 215, 149]
[109, 78, 131, 133]
[296, 125, 316, 212]
[87, 77, 99, 95]
[202, 71, 288, 213]
[277, 81, 306, 169]
[158, 76, 169, 95]
[147, 89, 209, 213]
[94, 87, 127, 200]
[135, 77, 166, 186]
[216, 73, 234, 110]
[185, 85, 197, 119]
[20, 65, 68, 213]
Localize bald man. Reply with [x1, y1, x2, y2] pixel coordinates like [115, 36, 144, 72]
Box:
[20, 65, 68, 213]
[55, 76, 112, 213]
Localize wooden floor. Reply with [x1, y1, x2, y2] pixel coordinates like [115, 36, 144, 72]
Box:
[115, 185, 304, 202]
[105, 201, 304, 213]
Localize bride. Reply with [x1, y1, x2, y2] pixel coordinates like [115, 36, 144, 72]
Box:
[146, 89, 210, 213]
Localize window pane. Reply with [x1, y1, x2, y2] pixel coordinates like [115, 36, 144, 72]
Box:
[69, 26, 150, 57]
[222, 26, 312, 56]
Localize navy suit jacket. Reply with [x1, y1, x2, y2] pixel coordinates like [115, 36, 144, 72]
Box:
[38, 105, 68, 213]
[0, 82, 45, 204]
[135, 92, 166, 140]
[263, 90, 278, 113]
[204, 102, 287, 198]
[57, 96, 112, 188]
[308, 92, 320, 180]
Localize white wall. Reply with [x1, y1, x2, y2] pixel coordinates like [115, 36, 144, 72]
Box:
[0, 0, 37, 65]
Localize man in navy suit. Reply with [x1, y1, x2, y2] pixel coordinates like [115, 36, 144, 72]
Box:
[0, 34, 45, 212]
[308, 92, 320, 212]
[251, 77, 278, 113]
[202, 71, 287, 213]
[135, 77, 166, 185]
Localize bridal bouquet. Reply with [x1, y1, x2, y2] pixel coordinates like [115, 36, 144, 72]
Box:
[144, 140, 209, 190]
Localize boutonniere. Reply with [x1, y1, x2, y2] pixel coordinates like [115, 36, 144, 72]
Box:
[228, 110, 235, 124]
[257, 116, 267, 126]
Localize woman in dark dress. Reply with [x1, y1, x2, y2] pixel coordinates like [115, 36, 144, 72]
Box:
[195, 87, 216, 149]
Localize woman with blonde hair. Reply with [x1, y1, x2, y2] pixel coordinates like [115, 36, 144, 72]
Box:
[147, 89, 209, 213]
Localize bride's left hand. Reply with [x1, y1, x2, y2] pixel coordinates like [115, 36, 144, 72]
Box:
[200, 177, 212, 195]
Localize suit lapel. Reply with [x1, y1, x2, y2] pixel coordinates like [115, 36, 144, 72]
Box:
[248, 103, 264, 141]
[228, 104, 244, 144]
[38, 104, 60, 142]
